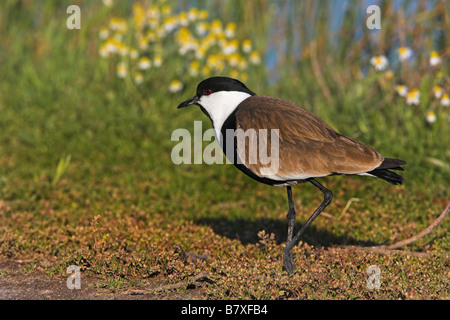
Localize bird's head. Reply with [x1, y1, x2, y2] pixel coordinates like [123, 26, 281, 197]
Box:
[177, 77, 255, 120]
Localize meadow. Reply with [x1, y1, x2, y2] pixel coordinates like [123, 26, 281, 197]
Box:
[0, 0, 449, 299]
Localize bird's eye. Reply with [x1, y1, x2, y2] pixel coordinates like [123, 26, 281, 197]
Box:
[203, 89, 213, 96]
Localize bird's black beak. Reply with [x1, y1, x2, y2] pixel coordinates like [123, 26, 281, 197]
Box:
[177, 96, 199, 109]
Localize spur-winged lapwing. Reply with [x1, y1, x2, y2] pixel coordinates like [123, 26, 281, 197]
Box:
[178, 76, 406, 274]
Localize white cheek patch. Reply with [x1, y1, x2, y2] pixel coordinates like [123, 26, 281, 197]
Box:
[198, 91, 252, 143]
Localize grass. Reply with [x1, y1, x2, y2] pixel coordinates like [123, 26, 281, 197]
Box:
[0, 1, 449, 300]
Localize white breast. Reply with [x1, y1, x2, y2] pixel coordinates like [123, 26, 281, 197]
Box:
[198, 91, 252, 143]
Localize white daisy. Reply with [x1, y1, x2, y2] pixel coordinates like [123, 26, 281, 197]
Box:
[395, 85, 408, 97]
[406, 89, 420, 105]
[370, 55, 388, 71]
[169, 80, 183, 93]
[138, 57, 152, 70]
[398, 47, 412, 61]
[433, 86, 443, 99]
[430, 51, 442, 66]
[425, 111, 437, 124]
[441, 93, 450, 107]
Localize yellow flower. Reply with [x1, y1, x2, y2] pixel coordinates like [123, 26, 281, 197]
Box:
[249, 51, 261, 65]
[227, 53, 240, 67]
[222, 39, 238, 55]
[198, 10, 208, 20]
[406, 89, 420, 105]
[370, 55, 388, 71]
[441, 93, 450, 107]
[109, 17, 127, 33]
[433, 86, 443, 99]
[196, 22, 208, 36]
[202, 65, 211, 76]
[99, 27, 109, 40]
[129, 49, 138, 60]
[210, 19, 223, 35]
[188, 8, 198, 21]
[230, 69, 239, 78]
[147, 6, 160, 19]
[395, 85, 408, 97]
[169, 80, 183, 93]
[195, 46, 207, 59]
[430, 51, 441, 66]
[138, 57, 152, 70]
[242, 39, 252, 53]
[225, 22, 236, 38]
[178, 12, 189, 27]
[398, 47, 412, 61]
[139, 37, 149, 50]
[384, 70, 394, 80]
[189, 61, 200, 76]
[425, 111, 436, 124]
[132, 3, 146, 29]
[161, 5, 172, 17]
[134, 72, 143, 85]
[116, 62, 127, 78]
[154, 55, 162, 67]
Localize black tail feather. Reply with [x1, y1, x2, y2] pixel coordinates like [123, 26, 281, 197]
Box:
[368, 168, 404, 185]
[376, 158, 407, 171]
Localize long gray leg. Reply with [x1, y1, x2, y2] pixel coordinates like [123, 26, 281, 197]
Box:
[283, 179, 333, 274]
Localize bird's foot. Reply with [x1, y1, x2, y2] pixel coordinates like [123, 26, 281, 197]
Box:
[282, 245, 296, 275]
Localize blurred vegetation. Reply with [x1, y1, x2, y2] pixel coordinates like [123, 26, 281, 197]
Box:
[0, 0, 448, 299]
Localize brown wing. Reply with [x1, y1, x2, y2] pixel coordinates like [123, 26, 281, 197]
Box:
[234, 96, 384, 179]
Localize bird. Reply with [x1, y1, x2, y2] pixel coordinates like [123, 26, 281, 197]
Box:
[177, 76, 406, 275]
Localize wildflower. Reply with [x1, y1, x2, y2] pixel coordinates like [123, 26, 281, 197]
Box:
[249, 51, 261, 65]
[198, 10, 208, 20]
[154, 55, 162, 67]
[138, 37, 149, 50]
[99, 27, 109, 40]
[147, 6, 160, 20]
[425, 111, 437, 124]
[242, 39, 252, 53]
[133, 3, 146, 29]
[222, 40, 238, 55]
[433, 86, 443, 99]
[189, 61, 200, 76]
[116, 62, 127, 78]
[161, 5, 172, 17]
[227, 53, 240, 67]
[129, 49, 139, 60]
[109, 17, 127, 33]
[196, 22, 208, 36]
[188, 8, 198, 22]
[384, 70, 394, 80]
[202, 65, 211, 76]
[134, 72, 144, 85]
[224, 22, 236, 38]
[102, 0, 113, 7]
[398, 47, 412, 61]
[138, 57, 152, 70]
[395, 85, 408, 97]
[163, 16, 178, 33]
[406, 89, 420, 105]
[169, 80, 183, 93]
[441, 93, 450, 107]
[178, 12, 189, 27]
[99, 43, 110, 58]
[370, 55, 388, 71]
[430, 51, 441, 66]
[196, 46, 207, 59]
[210, 19, 223, 35]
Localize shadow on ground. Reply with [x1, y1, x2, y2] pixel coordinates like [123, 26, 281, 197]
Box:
[196, 217, 380, 247]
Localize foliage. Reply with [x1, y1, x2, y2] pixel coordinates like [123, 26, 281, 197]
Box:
[0, 0, 448, 300]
